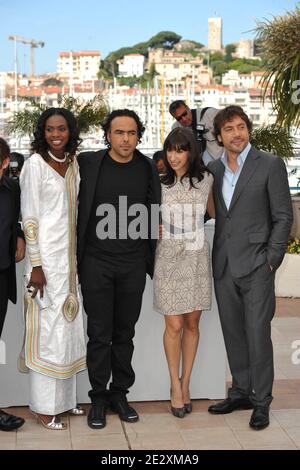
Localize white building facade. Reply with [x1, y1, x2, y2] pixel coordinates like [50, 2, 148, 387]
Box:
[118, 54, 145, 77]
[57, 50, 101, 83]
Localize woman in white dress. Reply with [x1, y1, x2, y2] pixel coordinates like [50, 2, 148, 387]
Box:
[20, 108, 86, 430]
[154, 127, 215, 418]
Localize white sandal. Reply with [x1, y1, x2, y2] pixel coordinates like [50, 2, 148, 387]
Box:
[32, 412, 68, 430]
[69, 405, 86, 416]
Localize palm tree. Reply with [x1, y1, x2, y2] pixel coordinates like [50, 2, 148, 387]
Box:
[255, 6, 300, 128]
[251, 125, 295, 159]
[6, 94, 108, 137]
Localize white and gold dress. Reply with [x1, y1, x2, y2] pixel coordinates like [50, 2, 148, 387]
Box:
[20, 153, 86, 415]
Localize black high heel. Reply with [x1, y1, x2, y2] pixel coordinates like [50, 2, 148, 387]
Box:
[179, 378, 192, 413]
[170, 388, 185, 418]
[184, 402, 193, 413]
[171, 406, 186, 418]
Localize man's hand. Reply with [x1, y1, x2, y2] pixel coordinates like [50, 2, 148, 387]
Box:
[27, 266, 47, 298]
[15, 237, 25, 262]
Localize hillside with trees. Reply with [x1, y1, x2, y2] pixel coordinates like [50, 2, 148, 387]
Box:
[99, 30, 266, 86]
[99, 31, 182, 79]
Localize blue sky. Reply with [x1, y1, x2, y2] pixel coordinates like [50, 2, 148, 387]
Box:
[0, 0, 298, 74]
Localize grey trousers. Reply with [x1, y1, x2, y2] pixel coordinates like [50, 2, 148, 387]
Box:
[214, 261, 276, 408]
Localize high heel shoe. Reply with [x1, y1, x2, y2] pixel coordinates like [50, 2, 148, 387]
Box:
[170, 388, 186, 418]
[184, 402, 193, 414]
[179, 378, 192, 413]
[69, 405, 86, 416]
[31, 411, 67, 430]
[171, 406, 186, 418]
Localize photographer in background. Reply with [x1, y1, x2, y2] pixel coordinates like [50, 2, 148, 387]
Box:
[169, 100, 223, 165]
[152, 150, 166, 175]
[9, 152, 25, 180]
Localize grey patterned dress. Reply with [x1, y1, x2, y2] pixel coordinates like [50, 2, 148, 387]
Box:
[153, 173, 213, 315]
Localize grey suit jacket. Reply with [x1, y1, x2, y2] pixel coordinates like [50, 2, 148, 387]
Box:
[208, 145, 293, 279]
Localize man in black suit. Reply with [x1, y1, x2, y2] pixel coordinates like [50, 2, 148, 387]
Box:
[0, 138, 25, 431]
[207, 106, 293, 429]
[77, 109, 161, 429]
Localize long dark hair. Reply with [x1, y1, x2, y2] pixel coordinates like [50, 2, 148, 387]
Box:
[31, 107, 82, 161]
[0, 137, 10, 166]
[161, 127, 209, 188]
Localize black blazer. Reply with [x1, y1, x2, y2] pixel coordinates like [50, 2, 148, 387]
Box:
[77, 149, 161, 278]
[5, 177, 23, 303]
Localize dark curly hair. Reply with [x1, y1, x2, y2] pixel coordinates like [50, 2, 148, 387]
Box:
[101, 109, 145, 147]
[31, 107, 82, 160]
[161, 127, 209, 188]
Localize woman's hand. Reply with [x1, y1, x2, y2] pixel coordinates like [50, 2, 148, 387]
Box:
[27, 266, 47, 298]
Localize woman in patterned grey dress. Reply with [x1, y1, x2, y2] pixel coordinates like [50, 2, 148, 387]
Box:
[153, 128, 215, 418]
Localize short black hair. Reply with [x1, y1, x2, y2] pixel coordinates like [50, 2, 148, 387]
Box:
[169, 100, 188, 116]
[0, 137, 10, 165]
[213, 105, 253, 147]
[152, 150, 164, 163]
[101, 109, 145, 147]
[161, 127, 209, 188]
[31, 107, 82, 159]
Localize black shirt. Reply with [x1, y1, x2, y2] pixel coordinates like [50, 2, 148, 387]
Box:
[86, 151, 150, 258]
[0, 175, 14, 270]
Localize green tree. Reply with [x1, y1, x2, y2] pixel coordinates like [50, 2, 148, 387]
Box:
[255, 5, 300, 128]
[6, 95, 108, 137]
[225, 44, 236, 62]
[102, 31, 181, 78]
[43, 77, 63, 87]
[209, 51, 225, 62]
[211, 60, 228, 77]
[251, 125, 295, 159]
[147, 31, 181, 49]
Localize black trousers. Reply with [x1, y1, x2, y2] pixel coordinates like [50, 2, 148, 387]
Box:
[0, 269, 9, 338]
[80, 252, 147, 405]
[214, 261, 276, 408]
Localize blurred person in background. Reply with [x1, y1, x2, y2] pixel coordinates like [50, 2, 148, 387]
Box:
[0, 137, 25, 432]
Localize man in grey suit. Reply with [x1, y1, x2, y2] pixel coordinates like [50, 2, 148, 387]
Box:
[207, 106, 293, 430]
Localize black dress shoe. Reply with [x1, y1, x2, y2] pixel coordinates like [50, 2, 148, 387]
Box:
[110, 398, 139, 423]
[0, 409, 25, 432]
[208, 397, 253, 414]
[249, 406, 269, 430]
[87, 403, 107, 429]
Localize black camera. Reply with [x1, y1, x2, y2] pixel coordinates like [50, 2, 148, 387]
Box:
[9, 161, 20, 180]
[196, 123, 208, 153]
[9, 152, 24, 180]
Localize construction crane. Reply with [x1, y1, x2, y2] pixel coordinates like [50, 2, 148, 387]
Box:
[8, 35, 45, 77]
